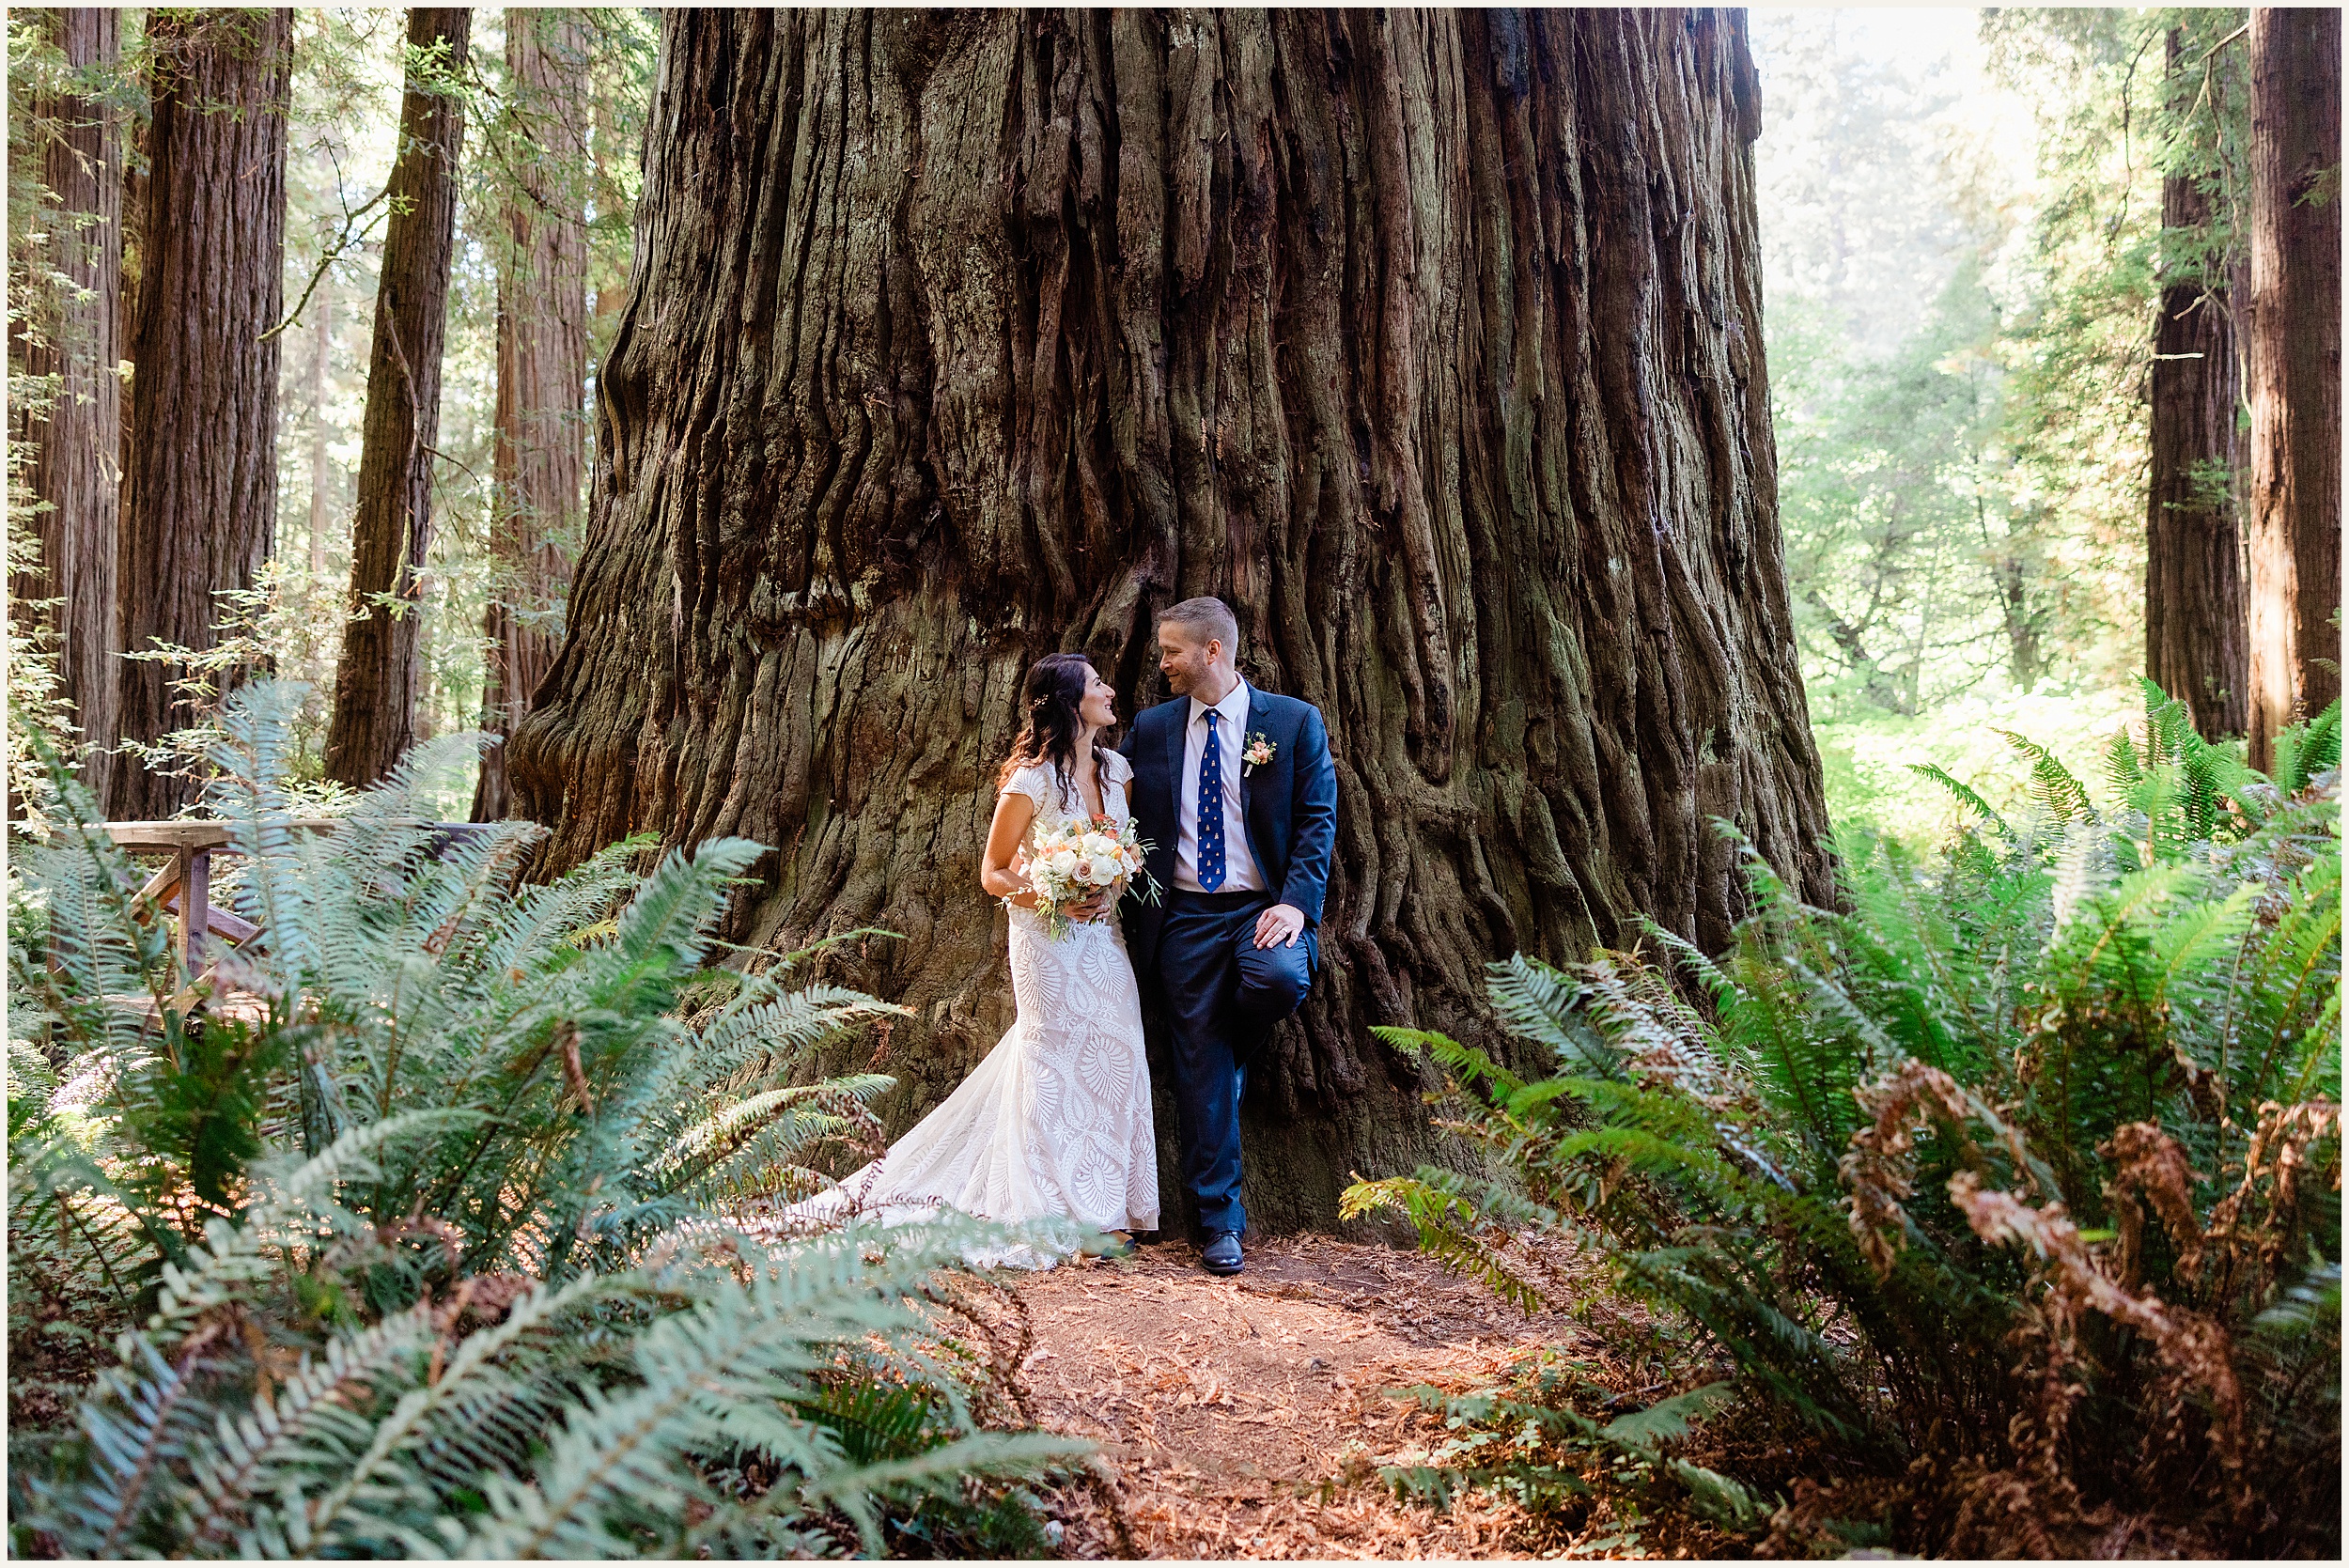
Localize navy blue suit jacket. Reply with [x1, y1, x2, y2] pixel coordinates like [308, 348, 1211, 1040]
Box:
[1120, 685, 1339, 979]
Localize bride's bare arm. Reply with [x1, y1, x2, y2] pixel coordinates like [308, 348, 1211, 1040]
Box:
[980, 790, 1042, 908]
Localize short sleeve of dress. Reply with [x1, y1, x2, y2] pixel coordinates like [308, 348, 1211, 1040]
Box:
[1103, 749, 1135, 787]
[1002, 763, 1045, 807]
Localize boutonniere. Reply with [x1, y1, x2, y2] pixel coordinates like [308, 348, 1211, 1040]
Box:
[1241, 733, 1275, 776]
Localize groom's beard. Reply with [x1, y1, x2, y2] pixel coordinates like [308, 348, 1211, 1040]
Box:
[1160, 659, 1222, 701]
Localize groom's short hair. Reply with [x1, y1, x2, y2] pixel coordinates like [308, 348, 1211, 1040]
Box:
[1158, 597, 1238, 654]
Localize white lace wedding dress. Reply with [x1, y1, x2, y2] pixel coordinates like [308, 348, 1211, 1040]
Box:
[813, 753, 1159, 1264]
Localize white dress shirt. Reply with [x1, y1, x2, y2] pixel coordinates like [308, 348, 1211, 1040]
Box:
[1175, 679, 1267, 893]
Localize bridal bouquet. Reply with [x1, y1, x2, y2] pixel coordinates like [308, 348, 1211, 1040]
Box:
[1018, 814, 1160, 939]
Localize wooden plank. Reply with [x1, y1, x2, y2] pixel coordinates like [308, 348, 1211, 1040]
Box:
[202, 904, 260, 945]
[132, 859, 182, 915]
[103, 818, 428, 853]
[131, 863, 256, 943]
[181, 846, 209, 971]
[108, 821, 235, 851]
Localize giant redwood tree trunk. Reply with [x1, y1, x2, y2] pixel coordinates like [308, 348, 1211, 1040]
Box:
[471, 8, 588, 821]
[2146, 28, 2248, 741]
[325, 8, 471, 789]
[10, 8, 123, 802]
[2245, 7, 2341, 772]
[512, 8, 1834, 1231]
[112, 8, 288, 820]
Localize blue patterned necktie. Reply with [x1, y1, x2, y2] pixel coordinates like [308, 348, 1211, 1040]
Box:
[1198, 708, 1225, 891]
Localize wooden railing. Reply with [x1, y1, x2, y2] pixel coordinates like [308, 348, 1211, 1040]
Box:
[106, 819, 504, 970]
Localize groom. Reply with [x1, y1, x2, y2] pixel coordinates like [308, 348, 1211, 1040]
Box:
[1117, 598, 1338, 1276]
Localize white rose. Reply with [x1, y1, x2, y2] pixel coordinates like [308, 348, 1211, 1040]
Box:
[1049, 849, 1079, 878]
[1083, 833, 1117, 859]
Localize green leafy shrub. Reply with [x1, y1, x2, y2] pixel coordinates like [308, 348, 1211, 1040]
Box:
[8, 683, 1088, 1557]
[1376, 1366, 1767, 1542]
[1346, 687, 2341, 1555]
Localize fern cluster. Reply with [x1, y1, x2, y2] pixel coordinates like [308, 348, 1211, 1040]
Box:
[1346, 684, 2341, 1555]
[8, 682, 1087, 1558]
[1376, 1365, 1768, 1540]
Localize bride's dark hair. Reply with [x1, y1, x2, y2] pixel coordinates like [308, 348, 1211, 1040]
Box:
[999, 652, 1112, 811]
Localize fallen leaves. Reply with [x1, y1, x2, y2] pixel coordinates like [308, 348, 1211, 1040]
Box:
[1011, 1232, 1678, 1560]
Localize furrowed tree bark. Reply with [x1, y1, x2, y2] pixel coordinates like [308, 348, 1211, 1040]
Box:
[513, 8, 1834, 1232]
[324, 8, 471, 789]
[9, 8, 123, 801]
[2146, 28, 2248, 741]
[2245, 7, 2341, 771]
[472, 8, 587, 821]
[111, 8, 288, 820]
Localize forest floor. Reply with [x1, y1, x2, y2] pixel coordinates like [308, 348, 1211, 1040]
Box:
[1009, 1234, 1748, 1560]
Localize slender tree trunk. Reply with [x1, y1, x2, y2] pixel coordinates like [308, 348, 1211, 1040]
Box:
[2147, 31, 2249, 740]
[9, 8, 123, 802]
[308, 230, 334, 578]
[588, 87, 630, 357]
[116, 72, 147, 493]
[1981, 490, 2045, 692]
[324, 8, 471, 789]
[513, 8, 1834, 1233]
[111, 8, 289, 820]
[2245, 7, 2341, 771]
[472, 8, 586, 822]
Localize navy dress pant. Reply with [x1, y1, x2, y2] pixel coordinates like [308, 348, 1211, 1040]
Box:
[1155, 888, 1315, 1236]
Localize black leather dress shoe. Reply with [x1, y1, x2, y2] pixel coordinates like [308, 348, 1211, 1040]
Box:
[1200, 1229, 1244, 1275]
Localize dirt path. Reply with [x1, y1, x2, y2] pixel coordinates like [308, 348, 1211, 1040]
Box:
[1012, 1234, 1725, 1560]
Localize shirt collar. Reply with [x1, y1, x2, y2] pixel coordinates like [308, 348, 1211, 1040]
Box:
[1189, 677, 1251, 731]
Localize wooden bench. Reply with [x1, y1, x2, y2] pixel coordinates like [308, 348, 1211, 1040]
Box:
[105, 819, 505, 971]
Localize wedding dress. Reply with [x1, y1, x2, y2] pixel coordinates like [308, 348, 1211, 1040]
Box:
[812, 752, 1159, 1263]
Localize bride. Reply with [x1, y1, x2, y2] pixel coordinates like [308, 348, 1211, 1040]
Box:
[817, 652, 1159, 1260]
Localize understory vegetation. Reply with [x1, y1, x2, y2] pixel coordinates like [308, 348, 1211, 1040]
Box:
[1348, 685, 2341, 1556]
[6, 684, 1086, 1559]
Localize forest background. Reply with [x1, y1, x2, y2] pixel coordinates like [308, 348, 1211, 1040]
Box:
[7, 6, 2280, 839]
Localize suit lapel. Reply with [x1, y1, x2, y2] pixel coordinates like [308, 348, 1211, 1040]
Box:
[1160, 699, 1186, 825]
[1241, 687, 1274, 874]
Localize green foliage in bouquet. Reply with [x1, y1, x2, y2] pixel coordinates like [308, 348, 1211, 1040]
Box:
[8, 683, 1088, 1558]
[1346, 684, 2341, 1555]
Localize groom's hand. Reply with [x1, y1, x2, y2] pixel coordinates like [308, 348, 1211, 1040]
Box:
[1253, 903, 1306, 949]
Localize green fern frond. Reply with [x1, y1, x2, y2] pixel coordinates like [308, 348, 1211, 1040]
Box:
[2269, 700, 2343, 797]
[1907, 763, 2018, 842]
[1997, 728, 2096, 823]
[1373, 1026, 1528, 1095]
[1597, 1381, 1736, 1452]
[1488, 954, 1617, 1078]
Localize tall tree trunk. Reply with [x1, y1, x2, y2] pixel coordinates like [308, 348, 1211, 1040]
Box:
[9, 8, 123, 802]
[308, 221, 334, 578]
[111, 8, 289, 820]
[323, 8, 471, 789]
[512, 8, 1834, 1233]
[2245, 7, 2341, 771]
[472, 8, 586, 822]
[588, 85, 630, 358]
[2147, 30, 2249, 740]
